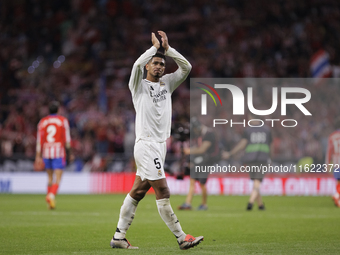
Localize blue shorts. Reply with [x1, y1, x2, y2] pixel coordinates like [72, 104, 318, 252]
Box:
[334, 169, 340, 180]
[43, 158, 65, 170]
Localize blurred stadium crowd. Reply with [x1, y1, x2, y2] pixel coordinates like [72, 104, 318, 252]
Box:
[1, 0, 340, 172]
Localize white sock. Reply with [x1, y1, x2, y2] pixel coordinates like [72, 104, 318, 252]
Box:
[114, 194, 138, 239]
[156, 198, 186, 242]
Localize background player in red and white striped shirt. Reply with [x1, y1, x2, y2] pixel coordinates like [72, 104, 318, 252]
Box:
[35, 101, 71, 209]
[325, 117, 340, 207]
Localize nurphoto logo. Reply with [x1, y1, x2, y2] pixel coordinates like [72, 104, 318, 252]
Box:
[194, 79, 312, 128]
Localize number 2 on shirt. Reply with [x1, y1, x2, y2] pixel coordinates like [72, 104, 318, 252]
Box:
[46, 125, 57, 143]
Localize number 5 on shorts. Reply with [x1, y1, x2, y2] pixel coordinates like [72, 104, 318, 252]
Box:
[154, 158, 161, 169]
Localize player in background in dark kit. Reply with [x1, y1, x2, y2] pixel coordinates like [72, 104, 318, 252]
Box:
[179, 118, 220, 211]
[223, 113, 272, 210]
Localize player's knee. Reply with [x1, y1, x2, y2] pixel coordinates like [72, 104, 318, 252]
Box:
[158, 186, 170, 199]
[253, 187, 260, 192]
[132, 189, 148, 201]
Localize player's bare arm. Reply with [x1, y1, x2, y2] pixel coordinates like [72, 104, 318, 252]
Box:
[223, 138, 248, 159]
[34, 152, 44, 171]
[183, 141, 212, 155]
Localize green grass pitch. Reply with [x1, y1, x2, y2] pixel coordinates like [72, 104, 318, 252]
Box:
[0, 194, 339, 254]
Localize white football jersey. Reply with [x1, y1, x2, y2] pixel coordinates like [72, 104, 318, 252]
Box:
[129, 46, 191, 142]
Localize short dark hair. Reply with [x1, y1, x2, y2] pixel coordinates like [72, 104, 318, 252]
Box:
[149, 52, 166, 63]
[49, 101, 60, 114]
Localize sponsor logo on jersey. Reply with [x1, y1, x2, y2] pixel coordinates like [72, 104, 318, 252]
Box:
[150, 88, 168, 103]
[41, 117, 63, 127]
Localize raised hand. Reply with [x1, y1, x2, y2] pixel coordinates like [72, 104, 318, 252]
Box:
[151, 32, 160, 49]
[158, 31, 169, 51]
[222, 151, 231, 160]
[183, 147, 190, 155]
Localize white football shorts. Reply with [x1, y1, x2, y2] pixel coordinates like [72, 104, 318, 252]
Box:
[134, 139, 166, 181]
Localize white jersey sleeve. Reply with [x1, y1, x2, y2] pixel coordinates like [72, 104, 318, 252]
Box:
[36, 120, 42, 154]
[63, 118, 71, 148]
[129, 46, 158, 97]
[163, 46, 192, 93]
